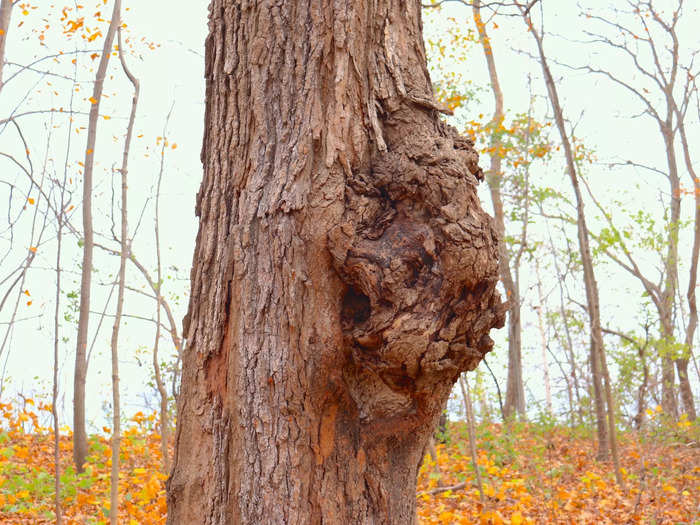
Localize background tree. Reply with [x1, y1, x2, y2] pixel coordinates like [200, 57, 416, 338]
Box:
[473, 0, 525, 420]
[72, 0, 121, 472]
[514, 1, 622, 482]
[577, 0, 697, 420]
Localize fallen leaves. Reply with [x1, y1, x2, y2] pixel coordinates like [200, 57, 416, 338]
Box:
[0, 399, 169, 524]
[0, 401, 696, 524]
[417, 421, 699, 524]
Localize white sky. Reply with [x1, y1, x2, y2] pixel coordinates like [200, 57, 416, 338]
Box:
[0, 0, 698, 429]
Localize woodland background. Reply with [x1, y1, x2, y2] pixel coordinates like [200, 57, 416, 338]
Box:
[0, 0, 698, 523]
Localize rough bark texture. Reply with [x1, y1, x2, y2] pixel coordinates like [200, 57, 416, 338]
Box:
[167, 1, 504, 523]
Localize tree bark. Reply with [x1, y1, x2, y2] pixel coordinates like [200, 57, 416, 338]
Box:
[167, 1, 505, 523]
[0, 0, 13, 94]
[72, 0, 121, 473]
[473, 0, 525, 420]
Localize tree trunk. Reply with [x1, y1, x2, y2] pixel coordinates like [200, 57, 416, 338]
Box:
[167, 1, 505, 523]
[0, 0, 13, 93]
[676, 115, 698, 421]
[108, 17, 134, 524]
[660, 314, 678, 418]
[660, 127, 681, 419]
[458, 374, 484, 502]
[516, 3, 617, 465]
[473, 0, 525, 421]
[534, 260, 552, 414]
[73, 0, 121, 473]
[52, 192, 64, 525]
[153, 109, 172, 472]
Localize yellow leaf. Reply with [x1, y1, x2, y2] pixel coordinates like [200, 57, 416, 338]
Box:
[89, 96, 97, 104]
[27, 197, 35, 205]
[510, 511, 524, 525]
[133, 467, 147, 475]
[29, 246, 37, 253]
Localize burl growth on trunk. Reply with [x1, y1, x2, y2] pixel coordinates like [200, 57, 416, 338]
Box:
[329, 108, 506, 424]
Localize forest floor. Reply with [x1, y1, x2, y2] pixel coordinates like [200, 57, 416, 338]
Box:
[418, 418, 698, 524]
[0, 399, 697, 524]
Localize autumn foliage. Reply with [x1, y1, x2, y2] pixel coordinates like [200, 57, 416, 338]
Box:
[0, 396, 696, 523]
[0, 398, 168, 524]
[417, 419, 698, 524]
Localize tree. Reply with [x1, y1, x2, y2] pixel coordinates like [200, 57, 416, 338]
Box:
[472, 0, 526, 420]
[72, 0, 121, 472]
[577, 0, 697, 420]
[167, 1, 505, 522]
[515, 1, 622, 484]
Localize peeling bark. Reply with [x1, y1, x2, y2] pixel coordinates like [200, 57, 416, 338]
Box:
[167, 2, 504, 523]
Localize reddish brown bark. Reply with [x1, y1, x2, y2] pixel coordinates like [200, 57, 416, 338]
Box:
[167, 1, 504, 523]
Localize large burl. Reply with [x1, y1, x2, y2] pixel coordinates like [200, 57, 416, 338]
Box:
[329, 111, 506, 422]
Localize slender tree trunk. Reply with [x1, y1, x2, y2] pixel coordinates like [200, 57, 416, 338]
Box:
[73, 0, 121, 472]
[545, 219, 584, 425]
[108, 166, 126, 525]
[107, 16, 133, 523]
[534, 260, 552, 414]
[50, 51, 81, 525]
[659, 314, 678, 417]
[52, 212, 64, 525]
[473, 0, 525, 420]
[517, 4, 620, 473]
[0, 0, 13, 94]
[636, 343, 650, 429]
[459, 374, 484, 502]
[153, 109, 171, 472]
[676, 116, 698, 421]
[426, 437, 443, 486]
[167, 2, 505, 522]
[660, 127, 682, 419]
